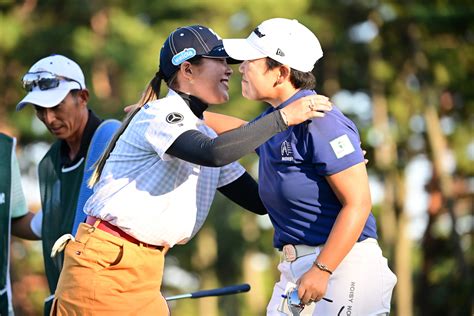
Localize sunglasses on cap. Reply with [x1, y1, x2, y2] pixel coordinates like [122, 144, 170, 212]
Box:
[22, 71, 83, 92]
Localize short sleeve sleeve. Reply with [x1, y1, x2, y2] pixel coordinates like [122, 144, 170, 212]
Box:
[309, 112, 365, 175]
[143, 98, 200, 160]
[11, 150, 28, 218]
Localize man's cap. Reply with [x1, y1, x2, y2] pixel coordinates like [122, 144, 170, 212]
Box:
[223, 18, 323, 72]
[16, 54, 86, 111]
[159, 25, 237, 80]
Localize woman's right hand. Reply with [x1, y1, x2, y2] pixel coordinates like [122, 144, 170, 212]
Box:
[280, 95, 332, 126]
[124, 103, 138, 113]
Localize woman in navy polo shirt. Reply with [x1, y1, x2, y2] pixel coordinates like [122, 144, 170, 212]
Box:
[208, 18, 397, 315]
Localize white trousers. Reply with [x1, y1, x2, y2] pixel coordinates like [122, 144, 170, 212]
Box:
[267, 238, 397, 316]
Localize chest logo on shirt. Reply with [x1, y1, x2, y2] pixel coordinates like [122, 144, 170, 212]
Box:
[0, 192, 4, 205]
[280, 140, 294, 162]
[166, 112, 184, 124]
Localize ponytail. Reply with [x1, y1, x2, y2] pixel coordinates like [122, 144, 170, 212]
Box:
[136, 70, 165, 107]
[88, 71, 165, 186]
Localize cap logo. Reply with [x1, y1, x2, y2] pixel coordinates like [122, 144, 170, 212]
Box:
[276, 48, 285, 57]
[172, 48, 197, 66]
[253, 27, 266, 38]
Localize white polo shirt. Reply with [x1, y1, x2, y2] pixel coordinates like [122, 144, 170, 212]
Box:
[84, 90, 245, 247]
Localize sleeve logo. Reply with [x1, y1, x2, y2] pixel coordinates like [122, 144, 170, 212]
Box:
[329, 134, 355, 159]
[166, 112, 184, 124]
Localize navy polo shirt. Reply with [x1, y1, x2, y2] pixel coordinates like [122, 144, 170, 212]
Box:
[254, 89, 378, 249]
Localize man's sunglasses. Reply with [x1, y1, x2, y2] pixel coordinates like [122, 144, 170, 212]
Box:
[22, 71, 82, 92]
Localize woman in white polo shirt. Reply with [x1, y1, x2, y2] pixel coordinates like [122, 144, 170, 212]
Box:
[50, 25, 332, 315]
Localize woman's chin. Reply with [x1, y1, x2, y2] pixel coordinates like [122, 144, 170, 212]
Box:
[211, 93, 230, 105]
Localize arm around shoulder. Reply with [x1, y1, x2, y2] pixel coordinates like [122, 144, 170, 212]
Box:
[203, 111, 248, 134]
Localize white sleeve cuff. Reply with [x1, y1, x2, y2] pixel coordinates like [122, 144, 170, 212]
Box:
[30, 210, 43, 238]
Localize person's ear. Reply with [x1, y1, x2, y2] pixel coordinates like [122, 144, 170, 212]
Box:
[77, 89, 90, 105]
[278, 65, 291, 84]
[273, 65, 291, 87]
[180, 61, 194, 81]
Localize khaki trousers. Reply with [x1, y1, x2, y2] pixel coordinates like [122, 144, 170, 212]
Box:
[51, 222, 169, 316]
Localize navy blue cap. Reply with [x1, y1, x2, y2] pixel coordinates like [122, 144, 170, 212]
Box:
[159, 25, 236, 80]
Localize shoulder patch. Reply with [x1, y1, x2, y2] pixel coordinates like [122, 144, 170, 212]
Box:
[329, 134, 355, 159]
[166, 112, 184, 124]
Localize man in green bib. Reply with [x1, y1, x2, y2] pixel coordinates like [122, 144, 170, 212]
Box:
[0, 133, 32, 315]
[14, 55, 119, 315]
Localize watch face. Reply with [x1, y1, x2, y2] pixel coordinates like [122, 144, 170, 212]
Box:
[283, 244, 297, 262]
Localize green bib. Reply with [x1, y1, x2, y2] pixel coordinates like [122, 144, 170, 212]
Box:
[0, 134, 14, 315]
[38, 142, 84, 296]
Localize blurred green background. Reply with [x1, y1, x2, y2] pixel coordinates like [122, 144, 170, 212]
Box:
[1, 0, 473, 315]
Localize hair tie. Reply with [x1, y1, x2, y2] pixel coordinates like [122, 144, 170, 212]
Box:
[157, 68, 171, 83]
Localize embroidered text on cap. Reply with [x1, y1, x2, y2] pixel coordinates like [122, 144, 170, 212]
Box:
[172, 48, 197, 66]
[253, 27, 266, 38]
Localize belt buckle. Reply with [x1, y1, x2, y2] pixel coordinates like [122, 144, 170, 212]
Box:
[282, 244, 297, 262]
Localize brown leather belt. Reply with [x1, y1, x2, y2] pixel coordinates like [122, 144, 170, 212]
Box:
[86, 216, 163, 250]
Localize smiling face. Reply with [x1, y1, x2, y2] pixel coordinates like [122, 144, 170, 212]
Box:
[183, 57, 233, 105]
[238, 58, 280, 103]
[34, 91, 88, 141]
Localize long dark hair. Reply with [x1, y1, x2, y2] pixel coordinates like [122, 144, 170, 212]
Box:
[89, 57, 203, 186]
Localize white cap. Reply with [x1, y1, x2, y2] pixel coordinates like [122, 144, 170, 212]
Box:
[223, 18, 323, 72]
[16, 54, 86, 111]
